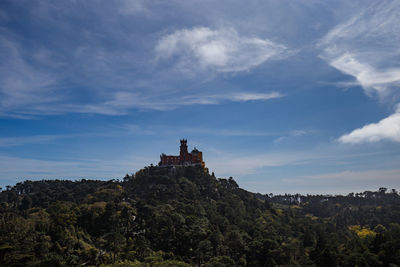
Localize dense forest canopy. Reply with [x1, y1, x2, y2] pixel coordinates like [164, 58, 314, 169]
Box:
[1, 165, 400, 266]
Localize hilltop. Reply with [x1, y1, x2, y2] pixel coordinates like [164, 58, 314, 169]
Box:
[1, 165, 400, 266]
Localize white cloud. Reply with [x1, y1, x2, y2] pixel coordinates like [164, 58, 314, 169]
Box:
[319, 0, 400, 100]
[156, 27, 290, 73]
[339, 106, 400, 144]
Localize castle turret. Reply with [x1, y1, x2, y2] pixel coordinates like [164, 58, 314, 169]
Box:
[159, 139, 205, 168]
[180, 139, 188, 163]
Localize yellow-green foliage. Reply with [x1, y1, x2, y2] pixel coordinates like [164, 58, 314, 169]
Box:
[275, 208, 284, 216]
[305, 214, 319, 220]
[348, 225, 376, 238]
[91, 201, 107, 210]
[100, 259, 191, 267]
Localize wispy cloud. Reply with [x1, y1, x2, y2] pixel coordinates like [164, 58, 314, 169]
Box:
[156, 27, 291, 73]
[117, 0, 150, 15]
[0, 34, 61, 116]
[0, 28, 283, 117]
[227, 92, 283, 101]
[318, 1, 400, 144]
[195, 129, 273, 137]
[318, 0, 400, 100]
[274, 129, 311, 143]
[339, 106, 400, 144]
[179, 92, 283, 105]
[0, 135, 70, 147]
[0, 2, 292, 119]
[124, 124, 157, 135]
[57, 91, 283, 114]
[329, 53, 400, 98]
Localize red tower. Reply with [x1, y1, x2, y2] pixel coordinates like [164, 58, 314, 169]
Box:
[179, 139, 188, 163]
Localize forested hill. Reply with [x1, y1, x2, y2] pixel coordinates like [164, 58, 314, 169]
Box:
[1, 165, 400, 266]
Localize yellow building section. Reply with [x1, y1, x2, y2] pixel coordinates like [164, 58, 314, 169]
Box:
[198, 151, 205, 168]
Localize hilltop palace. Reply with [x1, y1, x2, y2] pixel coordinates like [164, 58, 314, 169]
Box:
[159, 139, 205, 168]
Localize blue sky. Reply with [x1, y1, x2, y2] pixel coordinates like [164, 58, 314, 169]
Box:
[1, 0, 399, 194]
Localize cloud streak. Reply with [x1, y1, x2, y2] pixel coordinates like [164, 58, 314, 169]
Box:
[274, 130, 310, 143]
[0, 133, 111, 147]
[55, 91, 283, 114]
[156, 27, 290, 73]
[0, 135, 71, 147]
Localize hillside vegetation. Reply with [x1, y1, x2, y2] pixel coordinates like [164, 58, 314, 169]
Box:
[1, 165, 400, 266]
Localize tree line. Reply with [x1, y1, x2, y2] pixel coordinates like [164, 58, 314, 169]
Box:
[0, 165, 399, 266]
